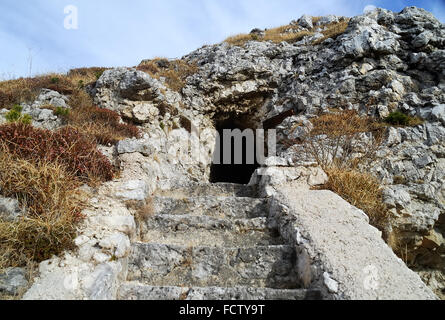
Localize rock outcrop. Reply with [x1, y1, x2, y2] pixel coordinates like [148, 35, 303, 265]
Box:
[18, 6, 445, 299]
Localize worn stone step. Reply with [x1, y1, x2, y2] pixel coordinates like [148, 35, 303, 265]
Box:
[140, 215, 282, 247]
[155, 183, 258, 198]
[119, 283, 321, 300]
[152, 196, 268, 219]
[128, 243, 299, 289]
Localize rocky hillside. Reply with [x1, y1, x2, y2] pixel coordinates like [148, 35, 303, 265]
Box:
[0, 6, 444, 299]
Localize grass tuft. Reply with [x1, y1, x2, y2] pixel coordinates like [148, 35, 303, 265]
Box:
[312, 20, 350, 45]
[65, 104, 140, 145]
[137, 58, 197, 92]
[0, 67, 107, 109]
[384, 111, 424, 127]
[225, 26, 315, 46]
[4, 105, 32, 125]
[0, 147, 83, 268]
[225, 19, 350, 47]
[320, 168, 389, 230]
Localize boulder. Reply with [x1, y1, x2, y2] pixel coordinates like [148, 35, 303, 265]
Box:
[297, 15, 313, 29]
[32, 89, 69, 109]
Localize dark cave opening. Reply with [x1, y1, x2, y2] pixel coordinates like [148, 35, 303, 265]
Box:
[210, 116, 260, 185]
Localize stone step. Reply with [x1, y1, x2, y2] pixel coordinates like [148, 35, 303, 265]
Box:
[155, 183, 258, 198]
[128, 243, 299, 289]
[119, 283, 321, 300]
[139, 215, 282, 247]
[152, 196, 268, 219]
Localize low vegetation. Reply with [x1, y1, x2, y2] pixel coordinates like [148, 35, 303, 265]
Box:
[287, 110, 390, 234]
[320, 168, 389, 230]
[312, 20, 350, 45]
[0, 142, 84, 270]
[225, 17, 350, 47]
[0, 122, 116, 275]
[4, 105, 32, 124]
[0, 67, 107, 109]
[137, 58, 198, 92]
[0, 67, 136, 279]
[384, 111, 424, 127]
[299, 110, 385, 169]
[225, 27, 315, 46]
[63, 102, 140, 145]
[0, 123, 115, 182]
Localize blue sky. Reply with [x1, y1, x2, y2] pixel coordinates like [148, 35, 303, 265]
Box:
[1, 0, 444, 79]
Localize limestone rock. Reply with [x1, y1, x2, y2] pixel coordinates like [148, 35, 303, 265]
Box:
[0, 196, 24, 222]
[297, 15, 313, 29]
[33, 89, 69, 109]
[0, 268, 28, 296]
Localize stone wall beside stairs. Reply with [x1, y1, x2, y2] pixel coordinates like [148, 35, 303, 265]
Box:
[252, 166, 438, 300]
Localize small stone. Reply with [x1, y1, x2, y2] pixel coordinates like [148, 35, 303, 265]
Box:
[99, 233, 131, 258]
[323, 272, 339, 293]
[414, 155, 433, 168]
[422, 229, 444, 249]
[412, 31, 433, 48]
[377, 105, 390, 119]
[264, 157, 288, 167]
[93, 252, 111, 264]
[74, 235, 90, 247]
[250, 28, 265, 38]
[0, 268, 28, 296]
[0, 196, 24, 222]
[116, 138, 156, 157]
[115, 180, 149, 201]
[132, 103, 159, 123]
[431, 104, 445, 125]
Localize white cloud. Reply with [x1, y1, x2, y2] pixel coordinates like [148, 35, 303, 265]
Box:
[363, 4, 377, 13]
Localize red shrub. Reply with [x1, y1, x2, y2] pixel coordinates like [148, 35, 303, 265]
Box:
[0, 123, 114, 182]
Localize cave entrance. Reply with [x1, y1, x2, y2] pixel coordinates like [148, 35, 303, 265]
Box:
[210, 115, 260, 185]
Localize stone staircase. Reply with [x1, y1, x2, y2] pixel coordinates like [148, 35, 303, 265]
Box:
[118, 183, 321, 300]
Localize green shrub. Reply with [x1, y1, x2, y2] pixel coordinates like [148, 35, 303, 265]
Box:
[384, 111, 410, 126]
[54, 107, 70, 117]
[384, 111, 423, 126]
[5, 105, 32, 125]
[18, 114, 32, 125]
[50, 77, 60, 84]
[95, 70, 104, 80]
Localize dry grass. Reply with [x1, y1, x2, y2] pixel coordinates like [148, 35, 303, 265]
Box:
[0, 67, 107, 108]
[125, 197, 155, 221]
[65, 104, 140, 145]
[225, 26, 314, 46]
[287, 110, 390, 235]
[137, 58, 198, 92]
[310, 110, 384, 138]
[0, 123, 115, 182]
[1, 70, 140, 146]
[321, 168, 389, 230]
[67, 67, 108, 85]
[225, 18, 350, 47]
[0, 148, 83, 269]
[0, 67, 137, 280]
[313, 20, 350, 45]
[290, 110, 386, 169]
